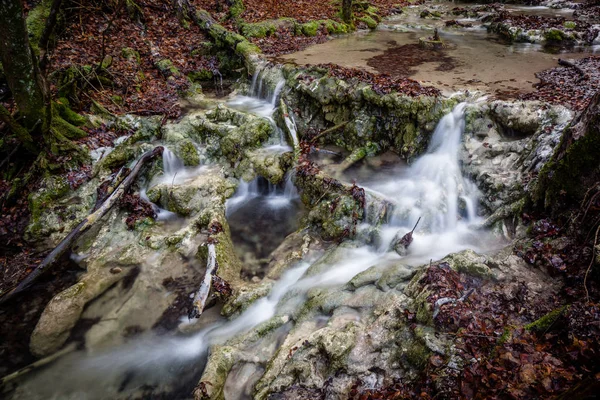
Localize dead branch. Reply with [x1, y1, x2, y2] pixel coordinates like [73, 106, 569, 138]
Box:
[558, 58, 588, 81]
[0, 146, 164, 305]
[0, 343, 77, 387]
[188, 242, 218, 319]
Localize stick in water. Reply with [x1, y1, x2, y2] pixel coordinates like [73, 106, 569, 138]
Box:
[189, 242, 217, 319]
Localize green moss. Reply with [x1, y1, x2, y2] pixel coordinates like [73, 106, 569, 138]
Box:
[323, 19, 350, 34]
[179, 140, 200, 166]
[301, 21, 321, 36]
[359, 15, 378, 29]
[228, 0, 245, 19]
[155, 59, 181, 77]
[544, 29, 565, 42]
[121, 47, 141, 64]
[27, 175, 71, 236]
[563, 21, 576, 29]
[235, 41, 261, 59]
[188, 69, 214, 82]
[110, 95, 123, 105]
[54, 98, 86, 126]
[402, 338, 431, 368]
[26, 0, 52, 53]
[525, 306, 568, 333]
[240, 21, 277, 38]
[100, 55, 113, 70]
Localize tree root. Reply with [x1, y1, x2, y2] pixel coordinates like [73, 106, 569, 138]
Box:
[0, 146, 164, 305]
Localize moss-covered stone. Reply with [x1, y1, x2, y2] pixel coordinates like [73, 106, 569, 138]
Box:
[301, 21, 321, 36]
[188, 69, 214, 82]
[179, 139, 200, 166]
[121, 47, 141, 64]
[155, 59, 181, 77]
[359, 15, 378, 29]
[525, 306, 568, 333]
[544, 29, 565, 42]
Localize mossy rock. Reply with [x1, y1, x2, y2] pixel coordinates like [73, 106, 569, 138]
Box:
[178, 139, 200, 166]
[544, 29, 566, 42]
[359, 15, 378, 29]
[121, 47, 141, 64]
[155, 59, 181, 77]
[301, 21, 321, 36]
[188, 69, 214, 82]
[525, 306, 568, 333]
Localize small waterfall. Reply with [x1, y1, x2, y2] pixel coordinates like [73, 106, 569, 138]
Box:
[226, 174, 299, 216]
[366, 103, 479, 234]
[162, 147, 184, 177]
[228, 64, 293, 149]
[270, 79, 286, 106]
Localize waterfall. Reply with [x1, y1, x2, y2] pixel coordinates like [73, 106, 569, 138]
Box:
[162, 147, 184, 177]
[228, 64, 293, 150]
[15, 104, 493, 400]
[226, 174, 299, 216]
[365, 103, 479, 234]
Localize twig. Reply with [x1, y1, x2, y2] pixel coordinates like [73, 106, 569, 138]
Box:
[0, 147, 164, 305]
[584, 224, 600, 303]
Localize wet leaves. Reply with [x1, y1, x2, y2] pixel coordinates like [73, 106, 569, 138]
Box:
[120, 192, 156, 230]
[521, 56, 600, 111]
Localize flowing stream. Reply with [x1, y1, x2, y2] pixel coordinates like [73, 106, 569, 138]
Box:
[11, 83, 497, 398]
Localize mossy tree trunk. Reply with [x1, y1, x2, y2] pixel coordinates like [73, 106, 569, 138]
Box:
[342, 0, 353, 24]
[0, 0, 48, 138]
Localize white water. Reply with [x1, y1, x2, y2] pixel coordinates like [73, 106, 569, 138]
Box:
[228, 65, 294, 149]
[14, 103, 494, 399]
[226, 173, 299, 216]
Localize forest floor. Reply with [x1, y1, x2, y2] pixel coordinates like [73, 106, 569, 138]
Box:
[1, 0, 599, 397]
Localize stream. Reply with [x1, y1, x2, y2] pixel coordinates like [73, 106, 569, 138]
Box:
[5, 3, 596, 399]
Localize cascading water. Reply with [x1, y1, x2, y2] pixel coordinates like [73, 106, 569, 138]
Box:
[228, 65, 295, 150]
[13, 103, 494, 399]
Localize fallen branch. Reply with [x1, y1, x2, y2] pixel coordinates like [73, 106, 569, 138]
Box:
[311, 122, 348, 144]
[558, 58, 588, 81]
[0, 146, 164, 305]
[0, 343, 77, 387]
[189, 241, 218, 319]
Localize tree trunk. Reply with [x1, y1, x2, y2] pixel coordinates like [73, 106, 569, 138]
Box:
[342, 0, 353, 24]
[0, 0, 48, 132]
